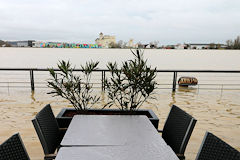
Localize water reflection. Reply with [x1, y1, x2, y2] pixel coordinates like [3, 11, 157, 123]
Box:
[31, 91, 36, 102]
[177, 86, 198, 93]
[169, 92, 176, 107]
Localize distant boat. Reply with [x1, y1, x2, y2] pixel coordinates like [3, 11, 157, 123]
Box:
[178, 77, 198, 86]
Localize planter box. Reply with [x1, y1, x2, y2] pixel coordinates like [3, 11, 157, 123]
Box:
[56, 108, 159, 129]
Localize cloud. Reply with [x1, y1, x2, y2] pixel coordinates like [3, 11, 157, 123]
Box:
[0, 0, 239, 44]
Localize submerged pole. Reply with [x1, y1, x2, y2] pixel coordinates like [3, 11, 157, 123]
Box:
[172, 72, 177, 92]
[30, 70, 35, 91]
[101, 71, 104, 90]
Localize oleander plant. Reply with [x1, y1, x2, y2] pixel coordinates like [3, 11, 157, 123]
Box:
[47, 60, 100, 111]
[104, 49, 157, 111]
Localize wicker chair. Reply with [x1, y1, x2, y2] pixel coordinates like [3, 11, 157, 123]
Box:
[32, 104, 66, 160]
[158, 105, 197, 160]
[196, 132, 240, 160]
[0, 133, 30, 160]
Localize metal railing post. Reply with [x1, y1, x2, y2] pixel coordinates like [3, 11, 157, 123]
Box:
[30, 70, 35, 91]
[103, 71, 106, 91]
[172, 72, 177, 92]
[101, 71, 104, 90]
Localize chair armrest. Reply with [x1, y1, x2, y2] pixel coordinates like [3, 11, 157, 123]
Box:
[59, 128, 67, 131]
[44, 154, 56, 160]
[176, 153, 185, 160]
[59, 128, 67, 140]
[157, 130, 163, 133]
[59, 128, 67, 135]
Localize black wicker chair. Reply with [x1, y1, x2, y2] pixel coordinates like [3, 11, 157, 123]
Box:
[32, 104, 66, 160]
[0, 133, 30, 160]
[196, 132, 240, 160]
[158, 105, 197, 160]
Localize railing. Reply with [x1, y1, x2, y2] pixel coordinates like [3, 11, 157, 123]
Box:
[0, 68, 240, 92]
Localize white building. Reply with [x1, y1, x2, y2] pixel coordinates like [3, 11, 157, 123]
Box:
[188, 44, 210, 49]
[175, 44, 185, 49]
[95, 32, 116, 48]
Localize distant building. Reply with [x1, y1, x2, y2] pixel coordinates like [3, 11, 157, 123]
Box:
[187, 44, 210, 49]
[95, 32, 116, 48]
[32, 41, 42, 48]
[162, 45, 175, 49]
[127, 39, 134, 48]
[187, 43, 227, 49]
[7, 40, 35, 47]
[127, 39, 138, 48]
[33, 41, 102, 48]
[175, 44, 185, 49]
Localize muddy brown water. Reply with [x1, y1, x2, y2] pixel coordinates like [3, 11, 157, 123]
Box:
[0, 88, 239, 160]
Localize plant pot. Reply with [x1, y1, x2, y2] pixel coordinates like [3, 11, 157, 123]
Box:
[56, 108, 159, 129]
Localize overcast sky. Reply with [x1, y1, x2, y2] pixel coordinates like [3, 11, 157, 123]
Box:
[0, 0, 239, 44]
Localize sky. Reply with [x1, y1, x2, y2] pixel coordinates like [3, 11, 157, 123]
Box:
[0, 0, 239, 45]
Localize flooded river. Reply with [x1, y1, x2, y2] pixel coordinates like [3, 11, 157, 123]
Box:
[0, 48, 239, 159]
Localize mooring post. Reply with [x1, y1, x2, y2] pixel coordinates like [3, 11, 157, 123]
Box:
[172, 72, 177, 92]
[30, 70, 35, 91]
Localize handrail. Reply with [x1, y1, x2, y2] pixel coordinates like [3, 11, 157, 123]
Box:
[0, 68, 240, 73]
[0, 68, 240, 92]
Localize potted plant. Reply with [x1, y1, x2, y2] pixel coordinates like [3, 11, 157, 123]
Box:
[48, 60, 100, 111]
[50, 50, 159, 129]
[104, 49, 157, 111]
[48, 60, 101, 127]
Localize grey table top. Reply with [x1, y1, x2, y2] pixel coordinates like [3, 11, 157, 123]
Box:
[58, 115, 179, 160]
[56, 145, 179, 160]
[61, 115, 165, 146]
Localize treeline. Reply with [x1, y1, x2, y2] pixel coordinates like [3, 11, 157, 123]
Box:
[226, 36, 240, 49]
[109, 40, 127, 48]
[0, 40, 11, 47]
[108, 40, 159, 49]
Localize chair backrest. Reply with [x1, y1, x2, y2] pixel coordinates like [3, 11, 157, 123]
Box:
[0, 133, 30, 160]
[162, 105, 197, 155]
[196, 132, 240, 160]
[32, 104, 61, 155]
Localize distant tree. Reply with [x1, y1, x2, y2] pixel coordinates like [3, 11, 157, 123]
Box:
[109, 42, 117, 48]
[216, 44, 221, 49]
[122, 42, 128, 48]
[0, 40, 11, 47]
[0, 40, 4, 47]
[226, 36, 240, 49]
[233, 36, 240, 49]
[5, 43, 11, 47]
[149, 42, 155, 49]
[149, 41, 159, 48]
[117, 40, 123, 48]
[137, 42, 144, 49]
[109, 41, 124, 48]
[226, 40, 233, 49]
[154, 41, 159, 47]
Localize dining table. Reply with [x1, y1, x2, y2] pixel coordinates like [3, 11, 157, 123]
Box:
[56, 115, 179, 160]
